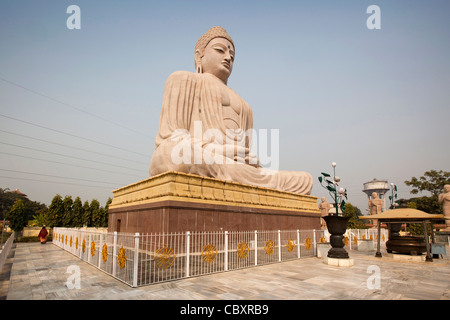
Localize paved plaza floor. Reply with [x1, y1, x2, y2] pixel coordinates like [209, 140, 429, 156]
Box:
[1, 241, 449, 302]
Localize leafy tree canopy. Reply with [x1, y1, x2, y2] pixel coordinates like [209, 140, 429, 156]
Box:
[6, 198, 27, 232]
[404, 170, 450, 197]
[343, 202, 368, 229]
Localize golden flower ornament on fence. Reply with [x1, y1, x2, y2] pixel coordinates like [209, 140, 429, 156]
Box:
[343, 236, 349, 246]
[102, 243, 108, 262]
[91, 241, 96, 257]
[118, 246, 127, 269]
[287, 239, 296, 252]
[236, 241, 249, 259]
[304, 238, 312, 250]
[201, 243, 218, 264]
[264, 240, 274, 255]
[155, 247, 176, 269]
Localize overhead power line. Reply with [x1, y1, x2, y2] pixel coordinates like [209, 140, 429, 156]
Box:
[0, 75, 151, 138]
[0, 168, 120, 186]
[0, 141, 144, 173]
[0, 175, 115, 189]
[0, 151, 145, 179]
[0, 113, 151, 158]
[0, 129, 148, 166]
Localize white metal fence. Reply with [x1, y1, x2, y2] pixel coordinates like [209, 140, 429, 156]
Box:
[53, 228, 389, 287]
[319, 228, 388, 251]
[53, 228, 323, 287]
[0, 232, 15, 272]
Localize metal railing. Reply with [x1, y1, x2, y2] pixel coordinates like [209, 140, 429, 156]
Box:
[0, 232, 15, 272]
[53, 228, 322, 287]
[345, 228, 388, 250]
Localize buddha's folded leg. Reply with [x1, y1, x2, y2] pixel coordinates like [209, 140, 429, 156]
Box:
[150, 142, 313, 195]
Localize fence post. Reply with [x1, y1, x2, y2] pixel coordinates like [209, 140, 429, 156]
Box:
[224, 231, 228, 271]
[254, 230, 258, 266]
[87, 233, 91, 264]
[186, 231, 190, 278]
[313, 229, 317, 257]
[98, 231, 103, 268]
[112, 231, 117, 277]
[133, 232, 140, 288]
[278, 230, 281, 262]
[82, 230, 86, 260]
[347, 230, 350, 251]
[297, 229, 300, 258]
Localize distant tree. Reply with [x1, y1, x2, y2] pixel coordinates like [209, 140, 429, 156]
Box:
[48, 195, 64, 227]
[30, 207, 51, 227]
[23, 199, 47, 222]
[0, 187, 47, 223]
[62, 195, 74, 227]
[82, 200, 91, 227]
[102, 197, 112, 227]
[6, 199, 27, 233]
[404, 170, 450, 216]
[404, 170, 450, 197]
[1, 188, 20, 220]
[72, 197, 84, 227]
[343, 202, 367, 229]
[408, 196, 442, 215]
[90, 199, 102, 227]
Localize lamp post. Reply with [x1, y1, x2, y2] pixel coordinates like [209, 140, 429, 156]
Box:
[388, 183, 401, 239]
[389, 183, 398, 209]
[319, 162, 347, 216]
[319, 162, 350, 259]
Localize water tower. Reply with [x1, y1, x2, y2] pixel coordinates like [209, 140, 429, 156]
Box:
[362, 178, 390, 213]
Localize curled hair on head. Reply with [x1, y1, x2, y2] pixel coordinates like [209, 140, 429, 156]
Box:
[194, 26, 234, 73]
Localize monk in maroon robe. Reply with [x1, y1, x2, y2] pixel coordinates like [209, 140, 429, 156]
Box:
[38, 226, 48, 244]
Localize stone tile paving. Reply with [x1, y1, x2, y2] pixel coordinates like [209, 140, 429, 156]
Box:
[1, 242, 449, 300]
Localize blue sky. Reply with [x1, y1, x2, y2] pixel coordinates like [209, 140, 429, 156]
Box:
[0, 0, 449, 213]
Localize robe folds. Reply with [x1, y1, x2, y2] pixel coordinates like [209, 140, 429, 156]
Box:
[149, 71, 313, 195]
[39, 228, 48, 244]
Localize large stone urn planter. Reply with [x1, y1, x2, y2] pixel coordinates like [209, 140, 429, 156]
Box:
[323, 215, 350, 259]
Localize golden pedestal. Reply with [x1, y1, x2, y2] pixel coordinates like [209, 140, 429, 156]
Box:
[108, 171, 321, 233]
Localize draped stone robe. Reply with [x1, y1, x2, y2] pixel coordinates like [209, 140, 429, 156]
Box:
[149, 71, 313, 195]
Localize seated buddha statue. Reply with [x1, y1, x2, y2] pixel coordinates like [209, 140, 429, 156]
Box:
[149, 26, 313, 195]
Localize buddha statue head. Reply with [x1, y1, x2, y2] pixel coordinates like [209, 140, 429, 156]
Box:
[195, 26, 235, 84]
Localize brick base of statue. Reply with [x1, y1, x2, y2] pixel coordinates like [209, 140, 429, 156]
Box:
[107, 171, 321, 233]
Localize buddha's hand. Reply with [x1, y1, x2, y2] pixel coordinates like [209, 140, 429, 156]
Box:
[245, 152, 260, 168]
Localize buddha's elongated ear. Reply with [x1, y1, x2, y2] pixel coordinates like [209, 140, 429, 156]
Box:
[195, 49, 203, 73]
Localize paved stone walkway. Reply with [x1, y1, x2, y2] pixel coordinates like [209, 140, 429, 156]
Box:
[1, 242, 449, 300]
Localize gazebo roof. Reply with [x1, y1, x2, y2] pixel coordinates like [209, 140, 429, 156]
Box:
[359, 208, 444, 221]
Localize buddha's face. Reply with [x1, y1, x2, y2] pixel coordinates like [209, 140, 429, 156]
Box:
[200, 37, 235, 84]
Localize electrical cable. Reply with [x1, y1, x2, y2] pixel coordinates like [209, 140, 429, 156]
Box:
[0, 168, 120, 186]
[0, 75, 151, 138]
[0, 151, 145, 178]
[0, 175, 115, 189]
[0, 141, 144, 173]
[0, 129, 148, 165]
[0, 113, 151, 158]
